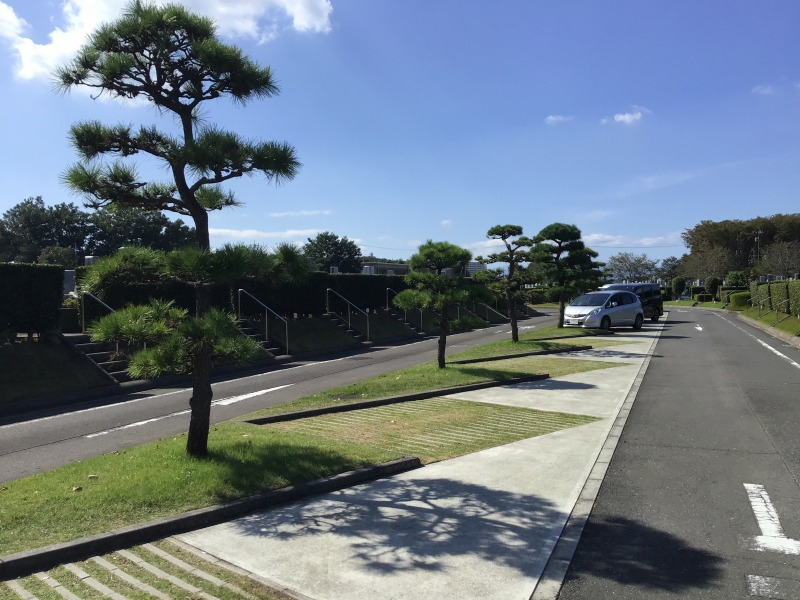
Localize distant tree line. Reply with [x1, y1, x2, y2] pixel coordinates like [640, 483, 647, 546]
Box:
[0, 197, 195, 267]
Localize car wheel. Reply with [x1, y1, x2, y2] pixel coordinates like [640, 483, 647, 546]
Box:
[633, 314, 643, 330]
[600, 316, 611, 331]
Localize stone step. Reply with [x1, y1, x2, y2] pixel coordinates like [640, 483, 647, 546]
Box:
[98, 360, 128, 372]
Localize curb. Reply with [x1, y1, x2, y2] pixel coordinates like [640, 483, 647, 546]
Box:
[245, 374, 550, 425]
[0, 456, 421, 581]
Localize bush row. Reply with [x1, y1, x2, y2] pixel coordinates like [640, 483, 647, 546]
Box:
[0, 263, 64, 339]
[749, 281, 800, 316]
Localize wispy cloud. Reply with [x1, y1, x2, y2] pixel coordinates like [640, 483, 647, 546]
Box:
[440, 219, 453, 228]
[267, 209, 332, 218]
[583, 232, 684, 249]
[544, 114, 574, 126]
[751, 84, 776, 96]
[0, 0, 333, 81]
[602, 105, 651, 126]
[210, 227, 319, 242]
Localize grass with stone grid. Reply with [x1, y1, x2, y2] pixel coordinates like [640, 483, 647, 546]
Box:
[269, 397, 597, 463]
[2, 538, 294, 599]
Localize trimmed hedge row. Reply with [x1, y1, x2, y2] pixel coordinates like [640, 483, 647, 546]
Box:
[0, 263, 64, 338]
[750, 281, 800, 316]
[94, 272, 412, 319]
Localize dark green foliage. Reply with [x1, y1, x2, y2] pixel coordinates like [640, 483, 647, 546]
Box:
[671, 277, 686, 298]
[769, 282, 790, 314]
[694, 294, 713, 302]
[706, 277, 721, 300]
[303, 231, 362, 273]
[728, 291, 751, 309]
[530, 223, 603, 327]
[725, 270, 748, 287]
[0, 264, 64, 339]
[789, 281, 800, 317]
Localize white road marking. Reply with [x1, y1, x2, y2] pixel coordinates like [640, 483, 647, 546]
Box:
[715, 313, 800, 371]
[748, 574, 800, 598]
[84, 385, 293, 439]
[695, 325, 703, 331]
[741, 483, 800, 555]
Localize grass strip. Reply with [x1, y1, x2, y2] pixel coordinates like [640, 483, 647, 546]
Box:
[740, 307, 800, 338]
[249, 354, 618, 418]
[0, 424, 397, 556]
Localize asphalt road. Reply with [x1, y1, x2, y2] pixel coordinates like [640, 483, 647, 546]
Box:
[0, 312, 556, 484]
[559, 308, 800, 599]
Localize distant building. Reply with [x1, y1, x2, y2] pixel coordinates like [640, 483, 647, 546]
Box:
[466, 261, 486, 276]
[360, 261, 409, 276]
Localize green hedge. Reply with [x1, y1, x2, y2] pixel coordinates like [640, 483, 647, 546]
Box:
[0, 263, 64, 338]
[770, 281, 790, 314]
[729, 291, 751, 309]
[789, 281, 800, 317]
[84, 272, 412, 323]
[694, 293, 713, 302]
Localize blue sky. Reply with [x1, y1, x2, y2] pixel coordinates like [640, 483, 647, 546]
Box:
[0, 1, 798, 264]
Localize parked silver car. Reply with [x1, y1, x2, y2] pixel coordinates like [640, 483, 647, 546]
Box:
[563, 291, 644, 330]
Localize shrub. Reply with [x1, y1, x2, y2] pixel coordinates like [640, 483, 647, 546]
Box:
[728, 291, 751, 310]
[769, 282, 790, 314]
[789, 281, 800, 317]
[694, 293, 713, 302]
[706, 277, 721, 300]
[671, 277, 686, 298]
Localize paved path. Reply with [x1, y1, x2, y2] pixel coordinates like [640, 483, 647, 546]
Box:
[176, 323, 664, 600]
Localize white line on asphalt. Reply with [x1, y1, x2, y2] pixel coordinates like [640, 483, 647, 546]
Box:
[741, 483, 800, 555]
[716, 313, 800, 371]
[84, 385, 293, 438]
[694, 325, 703, 331]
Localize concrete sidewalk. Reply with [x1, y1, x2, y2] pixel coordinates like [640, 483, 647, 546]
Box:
[177, 324, 664, 600]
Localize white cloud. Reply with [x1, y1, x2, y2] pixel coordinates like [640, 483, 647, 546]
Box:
[583, 232, 683, 249]
[440, 219, 452, 228]
[751, 84, 775, 96]
[209, 227, 318, 243]
[603, 105, 650, 126]
[0, 0, 332, 80]
[267, 209, 332, 218]
[544, 114, 574, 126]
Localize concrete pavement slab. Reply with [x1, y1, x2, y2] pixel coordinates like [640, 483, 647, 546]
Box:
[177, 324, 664, 600]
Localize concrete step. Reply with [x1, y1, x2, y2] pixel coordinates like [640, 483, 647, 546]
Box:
[98, 360, 128, 372]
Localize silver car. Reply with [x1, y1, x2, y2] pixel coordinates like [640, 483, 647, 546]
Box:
[563, 291, 644, 330]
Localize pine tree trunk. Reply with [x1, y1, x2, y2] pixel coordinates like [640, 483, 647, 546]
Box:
[437, 316, 448, 369]
[507, 289, 519, 342]
[186, 343, 213, 457]
[186, 281, 213, 457]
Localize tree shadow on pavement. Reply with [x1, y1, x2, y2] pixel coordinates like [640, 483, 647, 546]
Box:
[560, 515, 724, 596]
[230, 476, 569, 577]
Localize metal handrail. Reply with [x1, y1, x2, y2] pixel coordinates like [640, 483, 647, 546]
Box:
[327, 288, 370, 341]
[472, 301, 511, 322]
[386, 288, 425, 333]
[80, 291, 114, 334]
[237, 289, 289, 355]
[773, 298, 791, 325]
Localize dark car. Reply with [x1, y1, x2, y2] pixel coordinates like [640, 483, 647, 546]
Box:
[600, 283, 663, 322]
